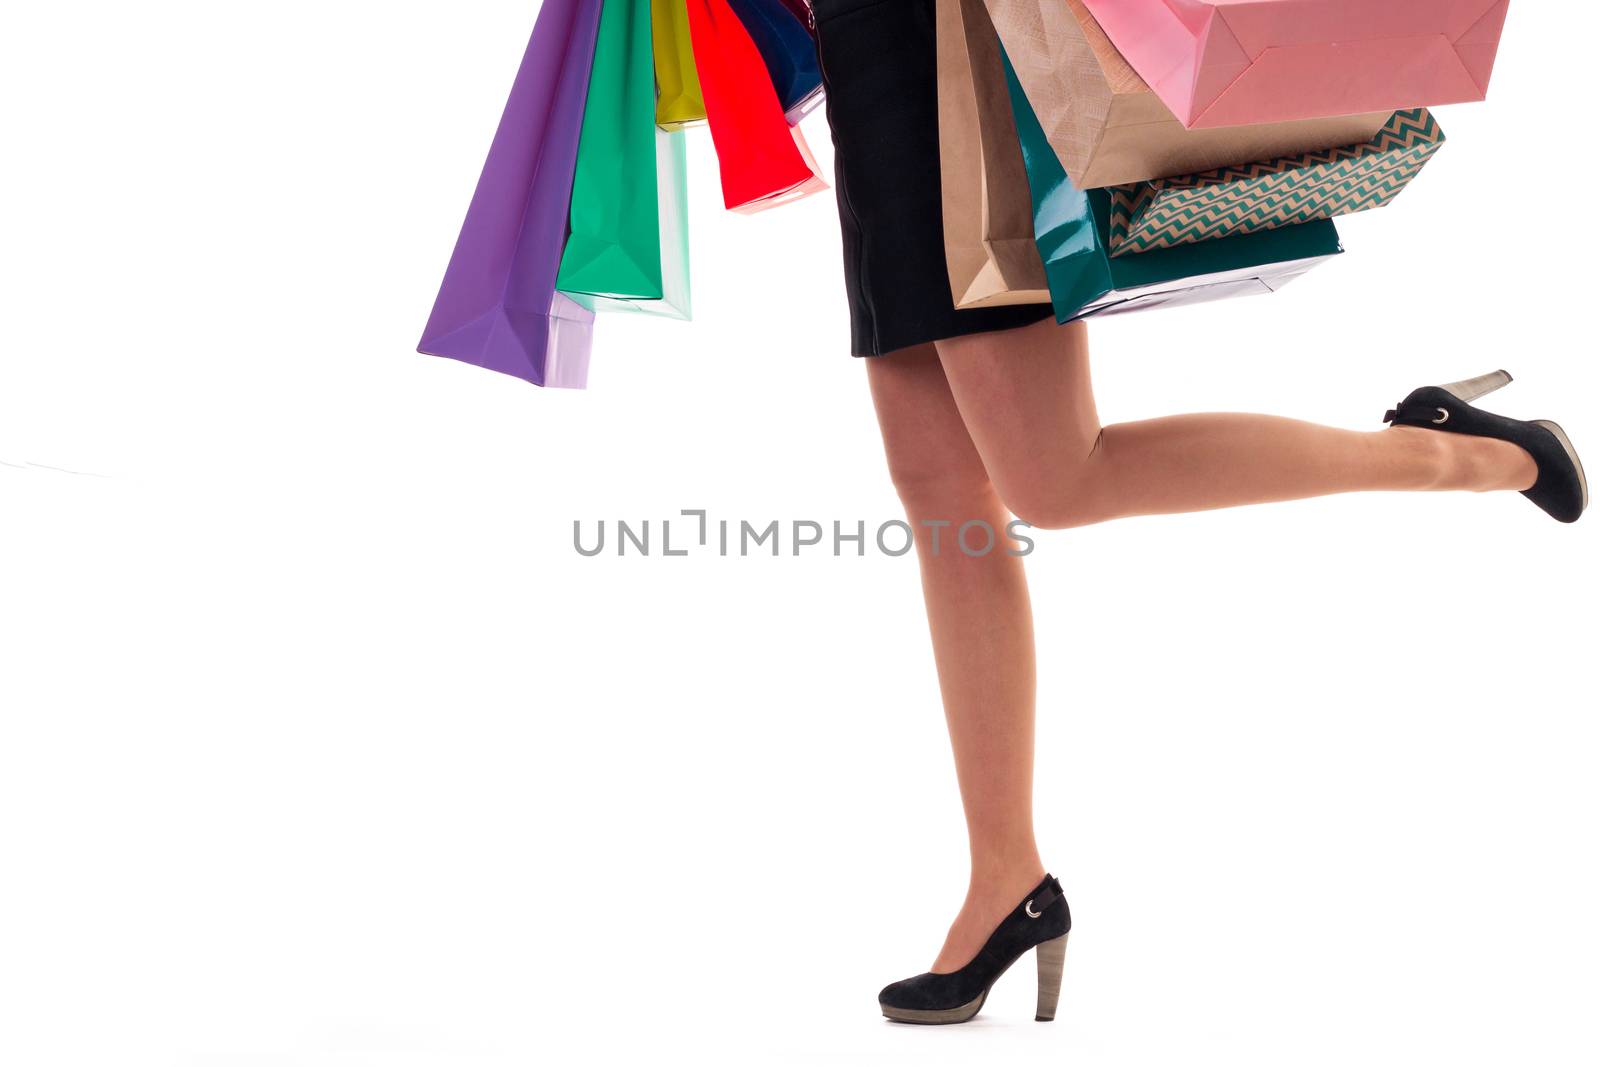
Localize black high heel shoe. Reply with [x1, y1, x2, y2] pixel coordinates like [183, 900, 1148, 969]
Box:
[1384, 369, 1588, 523]
[878, 874, 1071, 1025]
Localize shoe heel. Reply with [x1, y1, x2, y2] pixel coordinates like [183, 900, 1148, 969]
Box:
[1034, 933, 1069, 1022]
[1439, 369, 1513, 403]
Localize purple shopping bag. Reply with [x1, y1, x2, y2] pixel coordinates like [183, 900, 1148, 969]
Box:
[417, 0, 604, 388]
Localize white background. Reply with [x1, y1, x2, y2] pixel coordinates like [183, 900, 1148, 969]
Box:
[3, 2, 1597, 1064]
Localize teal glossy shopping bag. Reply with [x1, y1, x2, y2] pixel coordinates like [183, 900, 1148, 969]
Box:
[570, 129, 692, 319]
[557, 0, 690, 317]
[998, 49, 1342, 322]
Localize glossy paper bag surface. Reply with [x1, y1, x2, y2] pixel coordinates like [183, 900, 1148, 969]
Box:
[1000, 49, 1341, 323]
[1108, 110, 1445, 256]
[776, 0, 815, 34]
[558, 0, 663, 303]
[1080, 0, 1508, 129]
[416, 0, 603, 388]
[937, 0, 1048, 308]
[653, 0, 707, 128]
[984, 0, 1388, 189]
[686, 0, 827, 211]
[727, 0, 823, 122]
[568, 130, 692, 320]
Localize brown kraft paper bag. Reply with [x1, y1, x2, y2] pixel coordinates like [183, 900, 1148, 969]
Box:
[937, 0, 1050, 308]
[983, 0, 1391, 190]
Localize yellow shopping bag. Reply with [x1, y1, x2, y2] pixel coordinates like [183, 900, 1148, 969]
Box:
[653, 0, 707, 128]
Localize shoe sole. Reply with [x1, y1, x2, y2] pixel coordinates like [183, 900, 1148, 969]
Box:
[880, 988, 990, 1025]
[879, 932, 1070, 1025]
[1533, 419, 1589, 515]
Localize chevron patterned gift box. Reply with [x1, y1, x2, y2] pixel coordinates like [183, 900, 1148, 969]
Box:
[1107, 109, 1444, 257]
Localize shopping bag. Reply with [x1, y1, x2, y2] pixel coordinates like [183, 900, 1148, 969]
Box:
[653, 0, 707, 129]
[727, 0, 824, 122]
[1080, 0, 1509, 129]
[417, 0, 604, 388]
[1108, 110, 1445, 257]
[937, 0, 1047, 308]
[567, 130, 692, 319]
[775, 0, 815, 35]
[1000, 48, 1342, 323]
[984, 0, 1389, 190]
[686, 0, 828, 212]
[557, 0, 666, 305]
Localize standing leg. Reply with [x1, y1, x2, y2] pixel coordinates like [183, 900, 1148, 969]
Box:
[934, 318, 1537, 529]
[866, 344, 1046, 973]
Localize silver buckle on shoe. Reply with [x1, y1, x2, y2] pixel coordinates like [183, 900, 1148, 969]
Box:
[1024, 899, 1041, 919]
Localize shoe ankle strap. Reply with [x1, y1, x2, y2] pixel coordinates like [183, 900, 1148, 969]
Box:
[1024, 877, 1063, 919]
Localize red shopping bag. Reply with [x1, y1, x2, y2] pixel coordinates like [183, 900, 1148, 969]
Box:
[685, 0, 827, 212]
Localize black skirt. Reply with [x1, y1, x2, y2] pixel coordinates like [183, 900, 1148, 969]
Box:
[813, 0, 1053, 357]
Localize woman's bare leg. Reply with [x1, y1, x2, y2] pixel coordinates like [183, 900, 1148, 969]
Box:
[866, 344, 1046, 973]
[864, 322, 1536, 974]
[934, 318, 1537, 530]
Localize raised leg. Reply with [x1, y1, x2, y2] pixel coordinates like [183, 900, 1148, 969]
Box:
[933, 318, 1537, 530]
[865, 344, 1046, 973]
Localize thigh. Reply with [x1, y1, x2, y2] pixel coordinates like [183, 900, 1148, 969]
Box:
[866, 344, 993, 508]
[933, 318, 1101, 504]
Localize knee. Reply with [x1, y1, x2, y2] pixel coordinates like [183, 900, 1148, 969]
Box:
[1001, 488, 1098, 531]
[995, 465, 1115, 531]
[884, 457, 997, 520]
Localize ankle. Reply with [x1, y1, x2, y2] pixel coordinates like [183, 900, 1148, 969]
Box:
[966, 857, 1048, 907]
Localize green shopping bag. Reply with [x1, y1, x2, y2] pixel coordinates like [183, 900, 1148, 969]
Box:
[998, 48, 1342, 323]
[570, 129, 692, 319]
[557, 0, 691, 318]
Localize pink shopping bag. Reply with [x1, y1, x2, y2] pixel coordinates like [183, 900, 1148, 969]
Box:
[1079, 0, 1509, 129]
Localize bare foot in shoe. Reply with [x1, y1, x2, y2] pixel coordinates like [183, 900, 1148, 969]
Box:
[930, 866, 1049, 973]
[1389, 425, 1537, 492]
